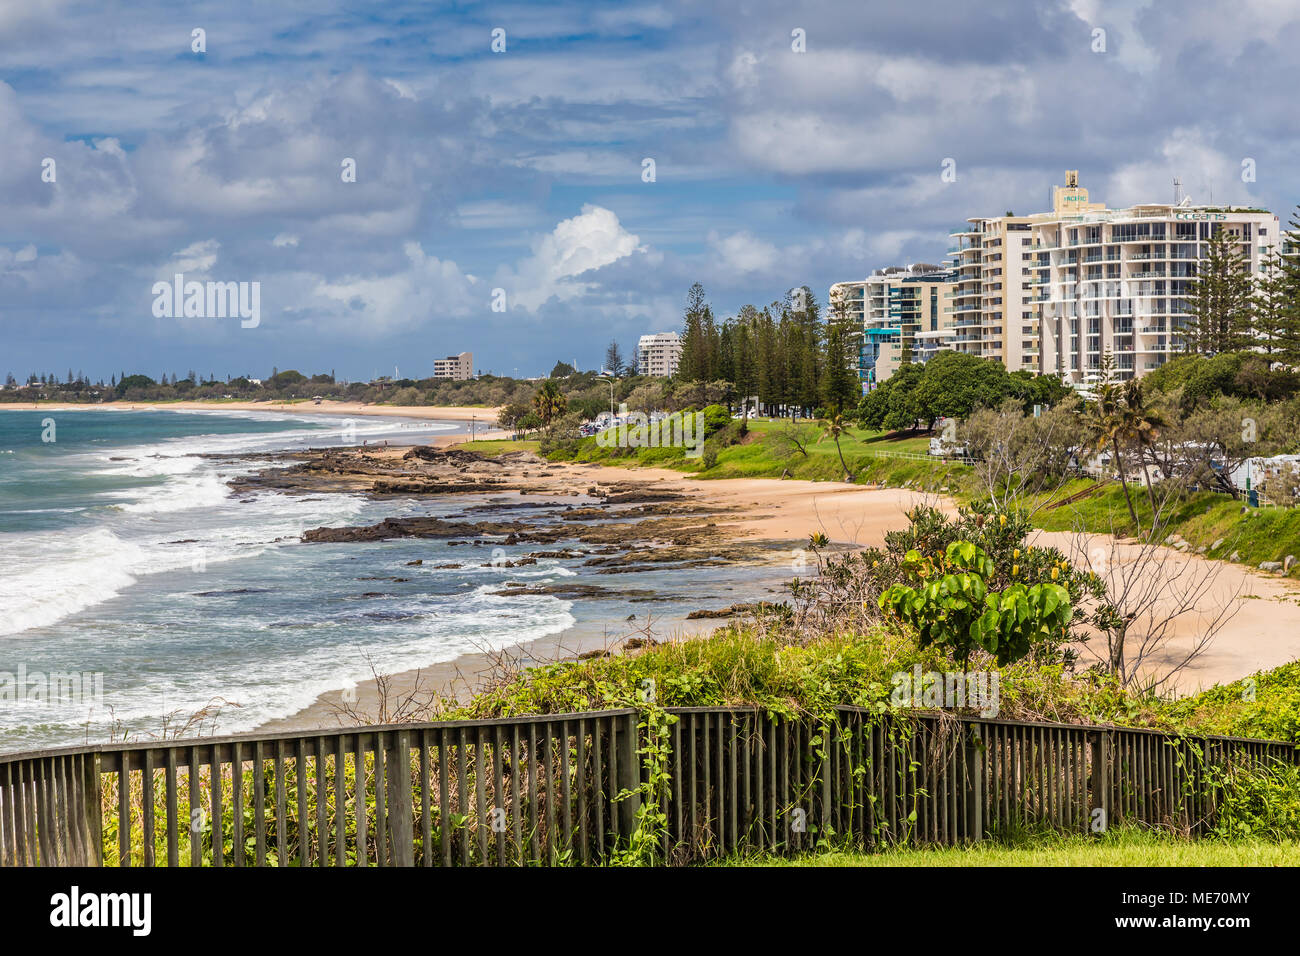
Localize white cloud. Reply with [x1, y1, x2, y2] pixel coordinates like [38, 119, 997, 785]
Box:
[1105, 128, 1258, 207]
[504, 204, 644, 311]
[272, 233, 299, 248]
[165, 239, 220, 276]
[708, 230, 779, 274]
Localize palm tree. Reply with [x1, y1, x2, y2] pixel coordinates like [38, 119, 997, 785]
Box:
[1084, 380, 1167, 531]
[820, 413, 854, 482]
[1118, 379, 1166, 520]
[1085, 382, 1139, 527]
[532, 380, 567, 434]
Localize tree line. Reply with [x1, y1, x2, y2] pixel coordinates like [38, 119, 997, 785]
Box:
[1181, 206, 1300, 356]
[676, 282, 862, 415]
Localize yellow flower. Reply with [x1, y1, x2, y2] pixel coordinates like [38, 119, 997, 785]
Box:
[1012, 564, 1019, 576]
[1051, 567, 1060, 580]
[999, 514, 1007, 527]
[1013, 548, 1020, 559]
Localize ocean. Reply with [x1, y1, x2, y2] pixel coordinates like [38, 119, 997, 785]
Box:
[0, 408, 780, 751]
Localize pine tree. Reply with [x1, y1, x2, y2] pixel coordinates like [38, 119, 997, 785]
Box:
[1183, 227, 1252, 354]
[1253, 246, 1292, 357]
[678, 283, 708, 382]
[821, 294, 862, 413]
[1276, 205, 1300, 364]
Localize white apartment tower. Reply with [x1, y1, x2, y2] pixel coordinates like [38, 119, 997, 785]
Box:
[1032, 174, 1276, 384]
[833, 266, 955, 388]
[834, 172, 1278, 389]
[637, 331, 682, 377]
[946, 215, 1041, 375]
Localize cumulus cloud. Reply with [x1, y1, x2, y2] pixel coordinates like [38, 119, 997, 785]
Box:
[503, 205, 644, 311]
[5, 0, 1300, 378]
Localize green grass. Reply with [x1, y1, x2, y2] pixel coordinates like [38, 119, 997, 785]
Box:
[1028, 479, 1300, 579]
[543, 420, 972, 490]
[456, 438, 542, 455]
[723, 830, 1300, 866]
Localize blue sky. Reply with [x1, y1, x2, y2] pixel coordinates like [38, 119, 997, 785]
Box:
[3, 0, 1300, 381]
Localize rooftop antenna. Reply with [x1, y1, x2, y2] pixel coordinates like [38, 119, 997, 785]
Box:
[1173, 177, 1182, 205]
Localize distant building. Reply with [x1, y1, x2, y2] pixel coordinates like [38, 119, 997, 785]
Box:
[831, 265, 955, 390]
[637, 332, 682, 377]
[433, 352, 473, 380]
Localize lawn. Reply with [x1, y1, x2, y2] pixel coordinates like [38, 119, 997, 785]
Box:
[723, 831, 1300, 867]
[1028, 478, 1300, 578]
[456, 438, 541, 455]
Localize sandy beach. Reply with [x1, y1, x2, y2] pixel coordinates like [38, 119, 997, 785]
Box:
[242, 438, 1300, 730]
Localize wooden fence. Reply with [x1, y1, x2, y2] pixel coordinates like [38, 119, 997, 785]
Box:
[0, 706, 1294, 866]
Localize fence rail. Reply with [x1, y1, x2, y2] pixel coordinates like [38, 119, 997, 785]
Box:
[863, 449, 977, 466]
[1, 707, 1294, 867]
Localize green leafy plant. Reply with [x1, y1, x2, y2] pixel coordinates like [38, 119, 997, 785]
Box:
[878, 541, 1073, 667]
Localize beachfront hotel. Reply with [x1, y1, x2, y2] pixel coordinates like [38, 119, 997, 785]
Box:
[832, 266, 956, 390]
[1029, 175, 1276, 384]
[637, 331, 683, 377]
[834, 172, 1280, 388]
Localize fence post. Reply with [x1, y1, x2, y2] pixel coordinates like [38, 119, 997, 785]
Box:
[82, 753, 103, 867]
[617, 712, 641, 838]
[964, 722, 985, 843]
[385, 731, 415, 866]
[1089, 730, 1110, 836]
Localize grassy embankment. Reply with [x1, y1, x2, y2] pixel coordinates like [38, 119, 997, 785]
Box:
[460, 418, 1300, 579]
[463, 419, 975, 490]
[452, 620, 1300, 863]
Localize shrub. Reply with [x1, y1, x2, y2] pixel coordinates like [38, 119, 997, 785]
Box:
[878, 541, 1073, 667]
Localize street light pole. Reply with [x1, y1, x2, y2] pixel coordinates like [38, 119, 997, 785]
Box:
[597, 375, 615, 420]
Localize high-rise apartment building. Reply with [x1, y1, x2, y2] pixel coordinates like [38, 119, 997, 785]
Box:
[833, 172, 1278, 390]
[637, 331, 682, 377]
[946, 211, 1052, 375]
[1031, 175, 1276, 384]
[831, 265, 955, 389]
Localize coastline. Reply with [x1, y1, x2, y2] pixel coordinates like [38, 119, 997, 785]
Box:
[247, 446, 927, 733]
[255, 602, 762, 733]
[250, 441, 1300, 727]
[13, 401, 1292, 735]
